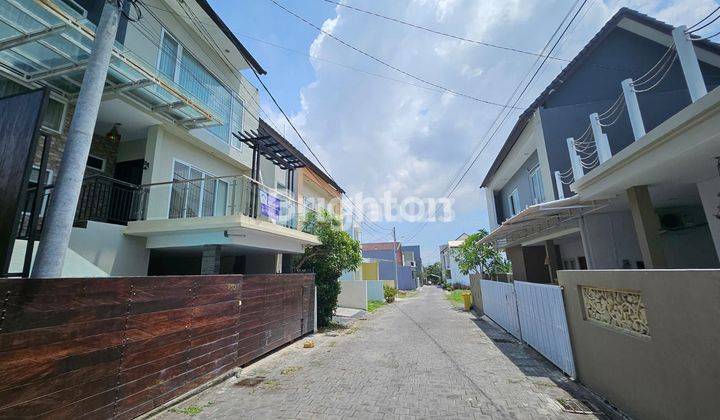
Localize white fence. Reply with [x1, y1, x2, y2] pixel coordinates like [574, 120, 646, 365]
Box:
[479, 280, 521, 339]
[514, 281, 576, 377]
[480, 280, 575, 377]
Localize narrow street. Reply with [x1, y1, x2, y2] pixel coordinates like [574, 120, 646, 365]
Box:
[161, 286, 612, 419]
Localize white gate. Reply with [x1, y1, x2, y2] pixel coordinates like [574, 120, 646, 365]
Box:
[480, 280, 521, 339]
[513, 281, 576, 377]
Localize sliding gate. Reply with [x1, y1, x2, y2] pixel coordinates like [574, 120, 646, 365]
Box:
[480, 280, 576, 377]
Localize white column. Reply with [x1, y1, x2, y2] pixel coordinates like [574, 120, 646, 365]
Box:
[566, 138, 584, 182]
[622, 78, 646, 140]
[672, 26, 707, 102]
[589, 113, 612, 164]
[554, 171, 565, 199]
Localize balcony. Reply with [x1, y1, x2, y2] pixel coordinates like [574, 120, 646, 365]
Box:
[124, 174, 320, 252]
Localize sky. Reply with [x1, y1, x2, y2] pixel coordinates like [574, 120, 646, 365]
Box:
[209, 0, 718, 264]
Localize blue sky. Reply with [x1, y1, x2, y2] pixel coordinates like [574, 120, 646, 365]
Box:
[209, 0, 717, 263]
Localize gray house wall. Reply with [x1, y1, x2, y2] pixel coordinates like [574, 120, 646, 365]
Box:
[499, 152, 540, 221]
[363, 249, 397, 280]
[538, 26, 720, 199]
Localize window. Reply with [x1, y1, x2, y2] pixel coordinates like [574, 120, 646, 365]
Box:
[168, 161, 227, 218]
[158, 29, 242, 146]
[86, 155, 105, 172]
[529, 166, 545, 204]
[0, 75, 67, 133]
[508, 188, 520, 217]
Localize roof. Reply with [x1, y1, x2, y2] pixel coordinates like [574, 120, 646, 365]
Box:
[195, 0, 266, 75]
[480, 7, 720, 188]
[362, 242, 396, 251]
[480, 196, 608, 248]
[259, 120, 345, 194]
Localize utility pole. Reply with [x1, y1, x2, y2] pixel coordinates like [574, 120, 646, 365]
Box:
[32, 1, 121, 278]
[392, 226, 399, 289]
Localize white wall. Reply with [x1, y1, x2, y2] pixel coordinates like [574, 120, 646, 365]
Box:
[580, 211, 644, 269]
[337, 280, 368, 310]
[697, 177, 720, 261]
[69, 222, 150, 276]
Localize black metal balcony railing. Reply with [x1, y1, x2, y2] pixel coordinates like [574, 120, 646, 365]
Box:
[17, 175, 145, 240]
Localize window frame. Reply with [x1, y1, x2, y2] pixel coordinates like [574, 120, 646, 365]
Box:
[167, 158, 228, 219]
[508, 188, 520, 217]
[528, 165, 545, 205]
[86, 154, 106, 172]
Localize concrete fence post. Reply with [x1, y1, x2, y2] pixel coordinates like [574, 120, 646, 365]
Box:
[672, 26, 707, 102]
[622, 78, 646, 140]
[589, 113, 612, 164]
[566, 138, 584, 182]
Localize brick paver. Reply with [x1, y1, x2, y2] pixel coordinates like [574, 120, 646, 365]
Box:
[160, 286, 615, 419]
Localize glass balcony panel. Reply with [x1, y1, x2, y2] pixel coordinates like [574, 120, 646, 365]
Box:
[1, 1, 49, 32]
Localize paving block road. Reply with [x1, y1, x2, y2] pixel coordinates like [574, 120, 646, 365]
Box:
[160, 286, 617, 419]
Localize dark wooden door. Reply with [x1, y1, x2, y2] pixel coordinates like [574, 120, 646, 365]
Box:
[114, 159, 144, 185]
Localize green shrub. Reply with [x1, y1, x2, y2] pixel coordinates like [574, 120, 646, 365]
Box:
[383, 284, 396, 303]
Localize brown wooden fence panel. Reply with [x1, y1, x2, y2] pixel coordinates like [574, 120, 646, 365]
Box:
[237, 274, 314, 366]
[0, 273, 314, 419]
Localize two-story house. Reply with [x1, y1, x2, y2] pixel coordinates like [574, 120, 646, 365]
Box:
[439, 234, 469, 286]
[401, 245, 423, 288]
[480, 8, 720, 283]
[4, 0, 334, 276]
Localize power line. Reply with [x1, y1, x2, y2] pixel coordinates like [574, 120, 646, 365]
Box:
[266, 0, 520, 110]
[686, 6, 720, 33]
[320, 0, 574, 63]
[403, 0, 590, 243]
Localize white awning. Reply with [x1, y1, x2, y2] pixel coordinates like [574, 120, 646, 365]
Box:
[481, 196, 609, 249]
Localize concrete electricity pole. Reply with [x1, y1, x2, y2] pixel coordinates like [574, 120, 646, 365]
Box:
[32, 1, 121, 278]
[392, 226, 400, 289]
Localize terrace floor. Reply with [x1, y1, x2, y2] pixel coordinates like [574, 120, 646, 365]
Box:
[160, 286, 618, 419]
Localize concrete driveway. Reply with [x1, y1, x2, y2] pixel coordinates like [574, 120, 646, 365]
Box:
[159, 286, 616, 419]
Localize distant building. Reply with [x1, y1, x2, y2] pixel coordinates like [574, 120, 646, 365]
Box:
[439, 234, 469, 286]
[401, 245, 423, 287]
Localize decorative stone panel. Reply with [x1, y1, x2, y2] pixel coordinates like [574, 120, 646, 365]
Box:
[581, 286, 649, 337]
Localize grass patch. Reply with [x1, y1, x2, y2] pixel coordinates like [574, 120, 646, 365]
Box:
[260, 379, 280, 390]
[280, 366, 302, 376]
[171, 402, 214, 416]
[446, 290, 465, 306]
[367, 300, 385, 312]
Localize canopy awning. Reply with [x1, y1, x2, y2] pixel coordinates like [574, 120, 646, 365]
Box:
[480, 196, 609, 249]
[0, 0, 223, 128]
[234, 128, 307, 170]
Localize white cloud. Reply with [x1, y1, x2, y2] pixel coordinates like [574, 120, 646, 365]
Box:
[280, 0, 716, 261]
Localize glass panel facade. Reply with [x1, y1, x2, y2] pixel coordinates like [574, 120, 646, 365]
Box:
[158, 32, 178, 80]
[529, 167, 545, 204]
[169, 161, 189, 219]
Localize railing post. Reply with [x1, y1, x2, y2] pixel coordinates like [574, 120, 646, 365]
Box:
[566, 138, 584, 182]
[622, 78, 646, 140]
[230, 177, 237, 215]
[672, 26, 707, 102]
[554, 171, 565, 199]
[589, 113, 612, 164]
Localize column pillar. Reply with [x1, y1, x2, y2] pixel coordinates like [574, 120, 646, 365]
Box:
[626, 186, 666, 268]
[545, 240, 559, 283]
[201, 245, 222, 275]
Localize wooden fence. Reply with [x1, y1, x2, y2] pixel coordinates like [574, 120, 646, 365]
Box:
[0, 274, 315, 419]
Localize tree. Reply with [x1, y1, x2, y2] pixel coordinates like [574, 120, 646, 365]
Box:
[425, 262, 442, 284]
[294, 210, 361, 327]
[453, 230, 510, 278]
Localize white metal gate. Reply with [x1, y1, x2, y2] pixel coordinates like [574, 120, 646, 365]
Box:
[514, 281, 576, 377]
[480, 280, 521, 339]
